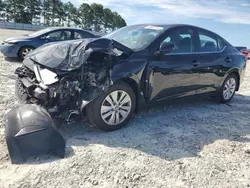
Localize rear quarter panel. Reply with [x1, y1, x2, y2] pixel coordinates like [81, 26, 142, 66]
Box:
[221, 46, 247, 86]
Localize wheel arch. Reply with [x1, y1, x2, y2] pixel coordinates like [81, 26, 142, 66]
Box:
[223, 69, 240, 91]
[18, 45, 35, 58]
[119, 77, 141, 113]
[81, 77, 142, 116]
[81, 60, 147, 116]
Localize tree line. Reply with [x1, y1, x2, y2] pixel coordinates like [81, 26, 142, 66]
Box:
[0, 0, 127, 32]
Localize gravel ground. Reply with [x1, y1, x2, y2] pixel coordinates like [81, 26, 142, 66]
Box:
[0, 29, 250, 188]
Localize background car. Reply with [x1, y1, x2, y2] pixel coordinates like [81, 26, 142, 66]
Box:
[242, 49, 250, 59]
[0, 27, 103, 59]
[235, 46, 247, 51]
[235, 46, 250, 59]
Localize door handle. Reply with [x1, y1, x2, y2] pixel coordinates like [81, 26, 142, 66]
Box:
[192, 60, 200, 67]
[225, 57, 232, 63]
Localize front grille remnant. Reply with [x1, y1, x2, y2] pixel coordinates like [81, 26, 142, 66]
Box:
[15, 66, 35, 78]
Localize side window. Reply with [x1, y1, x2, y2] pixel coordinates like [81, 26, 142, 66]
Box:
[74, 31, 92, 39]
[199, 30, 219, 52]
[46, 31, 71, 41]
[161, 27, 195, 53]
[63, 31, 72, 40]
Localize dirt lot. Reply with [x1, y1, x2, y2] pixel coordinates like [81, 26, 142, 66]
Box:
[0, 28, 250, 188]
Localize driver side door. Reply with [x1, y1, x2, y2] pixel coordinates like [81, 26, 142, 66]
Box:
[146, 27, 201, 102]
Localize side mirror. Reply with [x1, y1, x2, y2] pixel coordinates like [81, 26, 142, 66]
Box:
[159, 42, 176, 54]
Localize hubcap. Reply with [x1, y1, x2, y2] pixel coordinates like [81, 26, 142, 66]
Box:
[101, 90, 132, 125]
[22, 48, 33, 58]
[223, 78, 236, 100]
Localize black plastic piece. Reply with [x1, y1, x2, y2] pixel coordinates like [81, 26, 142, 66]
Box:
[4, 104, 66, 164]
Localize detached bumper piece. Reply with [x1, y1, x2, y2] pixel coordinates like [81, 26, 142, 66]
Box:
[4, 104, 66, 164]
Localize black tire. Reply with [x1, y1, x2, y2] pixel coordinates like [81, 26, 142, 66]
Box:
[86, 82, 136, 131]
[18, 46, 34, 60]
[219, 73, 238, 103]
[15, 78, 29, 103]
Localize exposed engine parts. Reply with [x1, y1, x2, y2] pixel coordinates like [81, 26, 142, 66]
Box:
[57, 76, 81, 109]
[14, 38, 126, 121]
[15, 66, 35, 79]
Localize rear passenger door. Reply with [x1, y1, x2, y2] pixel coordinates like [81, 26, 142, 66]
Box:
[197, 29, 228, 94]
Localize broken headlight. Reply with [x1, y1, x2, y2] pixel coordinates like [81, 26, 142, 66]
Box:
[34, 64, 59, 85]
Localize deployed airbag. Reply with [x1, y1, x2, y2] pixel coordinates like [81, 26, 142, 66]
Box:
[4, 104, 66, 164]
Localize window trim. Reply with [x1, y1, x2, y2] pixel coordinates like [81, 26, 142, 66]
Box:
[163, 46, 226, 56]
[149, 26, 229, 57]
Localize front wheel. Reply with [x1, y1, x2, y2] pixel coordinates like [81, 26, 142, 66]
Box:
[19, 46, 34, 60]
[219, 74, 238, 103]
[86, 82, 136, 131]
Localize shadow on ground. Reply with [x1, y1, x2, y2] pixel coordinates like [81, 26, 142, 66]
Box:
[3, 57, 22, 63]
[54, 93, 250, 161]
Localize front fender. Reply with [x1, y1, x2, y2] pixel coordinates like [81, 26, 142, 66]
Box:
[80, 60, 148, 113]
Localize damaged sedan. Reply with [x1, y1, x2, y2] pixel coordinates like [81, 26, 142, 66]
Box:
[14, 24, 247, 131]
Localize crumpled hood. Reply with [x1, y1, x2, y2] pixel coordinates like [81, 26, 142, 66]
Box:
[24, 38, 117, 72]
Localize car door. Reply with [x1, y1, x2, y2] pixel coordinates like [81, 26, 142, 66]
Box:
[146, 26, 201, 102]
[196, 29, 228, 94]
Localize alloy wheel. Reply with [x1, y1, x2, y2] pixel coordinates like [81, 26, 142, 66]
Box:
[223, 77, 236, 100]
[22, 48, 33, 58]
[100, 90, 132, 125]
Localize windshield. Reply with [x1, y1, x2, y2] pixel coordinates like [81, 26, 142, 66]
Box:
[28, 28, 53, 37]
[103, 25, 165, 50]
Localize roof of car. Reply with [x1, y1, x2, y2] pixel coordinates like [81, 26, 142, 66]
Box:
[130, 23, 210, 30]
[133, 23, 228, 37]
[46, 27, 104, 36]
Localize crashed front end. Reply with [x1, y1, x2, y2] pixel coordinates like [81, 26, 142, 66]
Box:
[14, 38, 122, 119]
[4, 38, 128, 163]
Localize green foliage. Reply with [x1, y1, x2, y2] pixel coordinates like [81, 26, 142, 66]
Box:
[2, 0, 41, 23]
[0, 0, 127, 32]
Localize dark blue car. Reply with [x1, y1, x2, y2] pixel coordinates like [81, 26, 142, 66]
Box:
[0, 27, 103, 59]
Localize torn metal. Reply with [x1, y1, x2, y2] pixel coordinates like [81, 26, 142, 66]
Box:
[15, 38, 131, 120]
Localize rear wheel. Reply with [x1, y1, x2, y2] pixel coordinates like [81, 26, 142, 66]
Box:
[19, 46, 34, 60]
[219, 74, 238, 103]
[86, 82, 136, 131]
